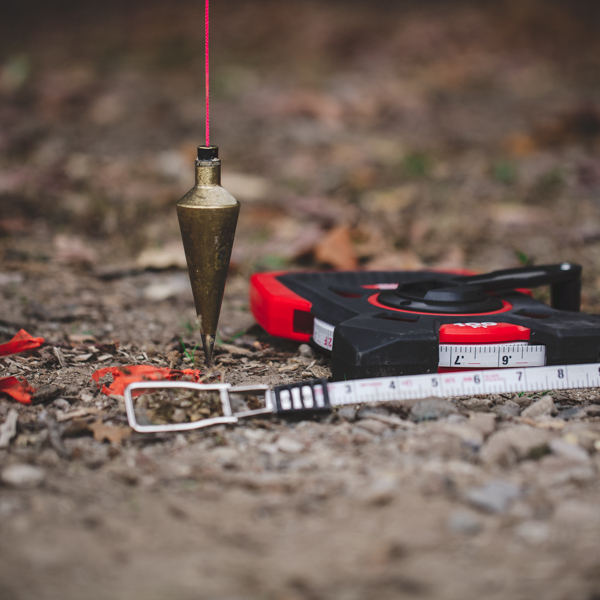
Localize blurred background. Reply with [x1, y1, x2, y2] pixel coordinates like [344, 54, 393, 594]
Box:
[2, 0, 600, 305]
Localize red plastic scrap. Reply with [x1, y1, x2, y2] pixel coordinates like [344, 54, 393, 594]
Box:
[92, 365, 205, 397]
[0, 376, 35, 404]
[0, 329, 44, 357]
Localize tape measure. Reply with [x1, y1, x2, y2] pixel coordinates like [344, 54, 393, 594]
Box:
[250, 263, 600, 381]
[313, 317, 547, 368]
[124, 361, 600, 433]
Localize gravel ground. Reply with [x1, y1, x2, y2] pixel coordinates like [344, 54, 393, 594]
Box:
[2, 0, 600, 598]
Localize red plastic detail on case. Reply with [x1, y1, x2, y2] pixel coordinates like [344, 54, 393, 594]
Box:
[250, 272, 313, 342]
[439, 322, 531, 344]
[367, 293, 513, 316]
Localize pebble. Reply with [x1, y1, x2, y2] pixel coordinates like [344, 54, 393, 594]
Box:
[514, 521, 551, 545]
[277, 436, 304, 454]
[464, 479, 522, 513]
[337, 407, 357, 422]
[536, 455, 596, 487]
[357, 405, 390, 419]
[53, 398, 70, 410]
[558, 407, 587, 420]
[549, 438, 589, 463]
[495, 400, 520, 418]
[0, 410, 18, 449]
[362, 475, 397, 506]
[521, 395, 557, 419]
[480, 425, 552, 466]
[355, 418, 390, 436]
[461, 398, 492, 412]
[434, 423, 484, 449]
[1, 464, 46, 488]
[298, 344, 316, 358]
[468, 413, 497, 436]
[586, 405, 600, 417]
[211, 447, 240, 467]
[447, 509, 483, 535]
[411, 398, 457, 422]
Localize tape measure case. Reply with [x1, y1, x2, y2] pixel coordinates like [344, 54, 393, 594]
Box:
[250, 263, 600, 381]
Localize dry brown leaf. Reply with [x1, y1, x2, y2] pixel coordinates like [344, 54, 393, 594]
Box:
[314, 225, 357, 270]
[89, 419, 131, 444]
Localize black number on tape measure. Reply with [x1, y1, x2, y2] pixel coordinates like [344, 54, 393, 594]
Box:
[432, 378, 439, 387]
[558, 369, 565, 379]
[345, 385, 351, 393]
[390, 381, 395, 389]
[517, 371, 523, 380]
[454, 356, 464, 365]
[474, 375, 481, 384]
[502, 355, 510, 365]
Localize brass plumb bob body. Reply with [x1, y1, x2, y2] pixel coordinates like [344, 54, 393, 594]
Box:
[176, 146, 240, 365]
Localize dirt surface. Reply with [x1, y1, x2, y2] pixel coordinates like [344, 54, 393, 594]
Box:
[2, 1, 600, 598]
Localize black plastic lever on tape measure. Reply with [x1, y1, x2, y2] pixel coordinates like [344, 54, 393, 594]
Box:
[250, 263, 600, 381]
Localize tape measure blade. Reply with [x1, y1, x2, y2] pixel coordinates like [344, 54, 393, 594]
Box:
[567, 363, 600, 388]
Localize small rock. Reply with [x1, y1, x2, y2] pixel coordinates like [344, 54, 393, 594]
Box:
[0, 410, 18, 449]
[549, 438, 589, 463]
[514, 521, 551, 545]
[362, 475, 397, 506]
[521, 396, 557, 419]
[411, 398, 457, 422]
[495, 400, 520, 418]
[355, 418, 390, 436]
[480, 425, 552, 466]
[1, 464, 45, 488]
[352, 429, 375, 444]
[357, 405, 390, 419]
[558, 407, 587, 420]
[298, 344, 316, 358]
[464, 480, 522, 513]
[536, 455, 596, 487]
[586, 405, 600, 417]
[447, 509, 483, 535]
[461, 398, 492, 412]
[469, 413, 497, 436]
[434, 423, 484, 449]
[211, 447, 240, 467]
[31, 385, 64, 405]
[53, 398, 70, 410]
[80, 391, 95, 402]
[277, 436, 304, 454]
[337, 407, 357, 422]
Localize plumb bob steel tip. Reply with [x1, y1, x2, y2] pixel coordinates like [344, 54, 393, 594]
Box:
[176, 146, 240, 366]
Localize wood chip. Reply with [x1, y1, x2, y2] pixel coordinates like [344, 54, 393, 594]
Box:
[73, 353, 94, 362]
[56, 407, 100, 422]
[97, 354, 113, 362]
[53, 346, 67, 368]
[219, 343, 252, 356]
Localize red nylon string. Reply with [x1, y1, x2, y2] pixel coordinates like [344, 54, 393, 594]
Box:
[205, 0, 210, 146]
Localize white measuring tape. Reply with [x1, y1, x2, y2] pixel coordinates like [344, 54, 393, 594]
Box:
[313, 318, 547, 368]
[125, 361, 600, 432]
[273, 362, 600, 416]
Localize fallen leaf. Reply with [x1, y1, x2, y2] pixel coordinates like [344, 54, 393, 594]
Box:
[89, 419, 131, 444]
[54, 234, 97, 266]
[136, 242, 187, 270]
[314, 225, 358, 270]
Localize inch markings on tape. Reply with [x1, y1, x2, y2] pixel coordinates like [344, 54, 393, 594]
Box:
[325, 363, 600, 407]
[313, 319, 547, 368]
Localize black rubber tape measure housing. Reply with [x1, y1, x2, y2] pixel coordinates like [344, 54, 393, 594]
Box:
[276, 264, 600, 381]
